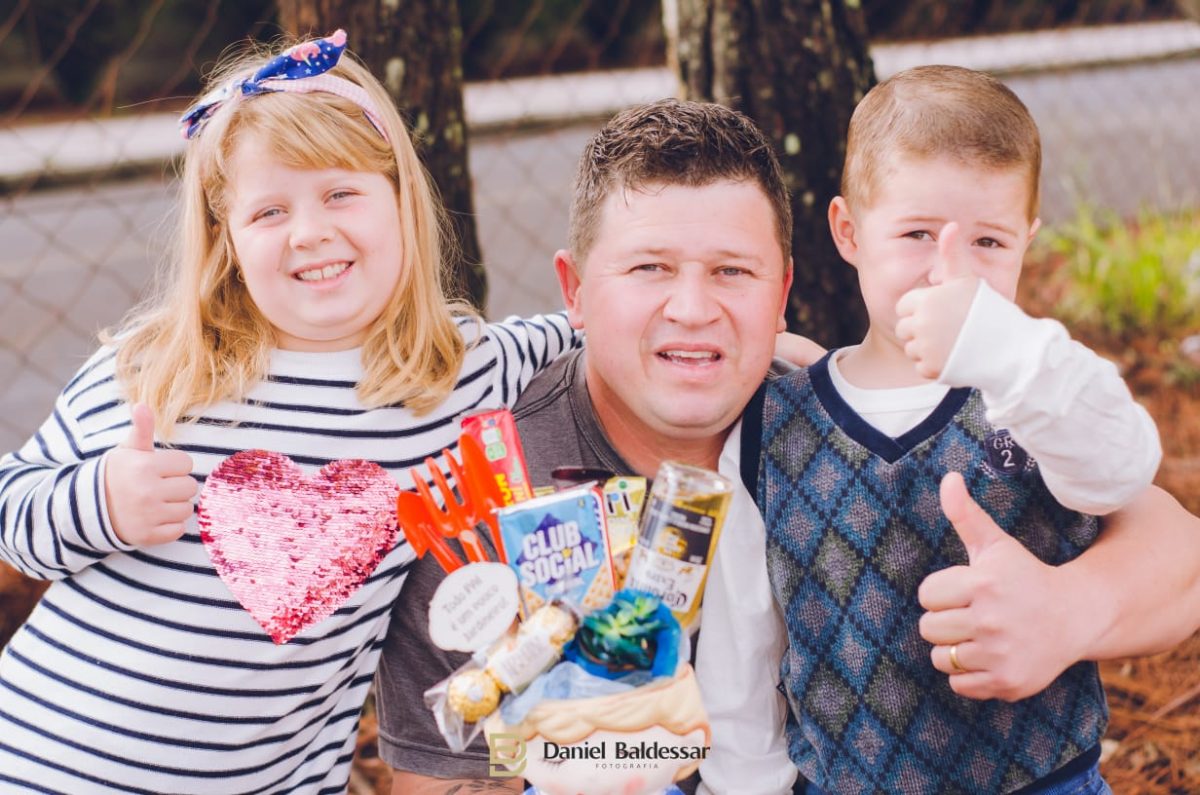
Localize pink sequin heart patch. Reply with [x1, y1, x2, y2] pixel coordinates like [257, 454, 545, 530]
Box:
[197, 450, 400, 644]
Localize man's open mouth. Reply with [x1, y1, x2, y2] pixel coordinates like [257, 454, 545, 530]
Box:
[657, 349, 721, 364]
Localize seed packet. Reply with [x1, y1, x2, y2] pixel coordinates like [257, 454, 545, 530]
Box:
[602, 476, 647, 587]
[461, 408, 535, 504]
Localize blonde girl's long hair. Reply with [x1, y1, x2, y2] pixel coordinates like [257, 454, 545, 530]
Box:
[109, 38, 476, 439]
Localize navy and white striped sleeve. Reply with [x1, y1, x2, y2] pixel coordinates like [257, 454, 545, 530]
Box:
[0, 349, 131, 579]
[485, 312, 583, 407]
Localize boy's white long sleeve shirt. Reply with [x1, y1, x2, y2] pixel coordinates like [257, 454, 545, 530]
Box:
[939, 280, 1161, 515]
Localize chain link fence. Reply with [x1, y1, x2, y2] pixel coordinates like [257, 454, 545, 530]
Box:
[2, 1, 1199, 451]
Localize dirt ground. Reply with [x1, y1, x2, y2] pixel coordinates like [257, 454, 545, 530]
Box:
[1078, 359, 1200, 793]
[1090, 377, 1200, 795]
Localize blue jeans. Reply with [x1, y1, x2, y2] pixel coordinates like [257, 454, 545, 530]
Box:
[803, 760, 1112, 795]
[1024, 760, 1112, 795]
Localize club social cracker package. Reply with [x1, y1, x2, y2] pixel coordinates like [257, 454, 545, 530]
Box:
[496, 485, 616, 616]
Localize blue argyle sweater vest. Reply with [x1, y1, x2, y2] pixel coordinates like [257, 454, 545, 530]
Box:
[743, 355, 1108, 795]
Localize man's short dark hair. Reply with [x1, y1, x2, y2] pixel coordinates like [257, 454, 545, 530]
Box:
[569, 98, 793, 263]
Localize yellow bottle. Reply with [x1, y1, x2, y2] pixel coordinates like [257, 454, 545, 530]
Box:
[623, 461, 732, 630]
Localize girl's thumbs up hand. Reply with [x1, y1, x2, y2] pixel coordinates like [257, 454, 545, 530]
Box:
[103, 403, 197, 547]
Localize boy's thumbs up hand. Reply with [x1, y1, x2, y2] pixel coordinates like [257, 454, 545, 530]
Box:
[917, 473, 1088, 702]
[894, 222, 979, 380]
[933, 220, 972, 281]
[104, 403, 198, 547]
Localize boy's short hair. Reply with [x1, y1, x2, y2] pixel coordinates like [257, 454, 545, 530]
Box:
[569, 98, 792, 263]
[842, 65, 1042, 219]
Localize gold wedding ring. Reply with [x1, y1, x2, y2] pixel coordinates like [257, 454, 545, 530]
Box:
[949, 643, 966, 673]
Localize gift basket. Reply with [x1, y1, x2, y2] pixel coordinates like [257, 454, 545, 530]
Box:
[398, 409, 734, 795]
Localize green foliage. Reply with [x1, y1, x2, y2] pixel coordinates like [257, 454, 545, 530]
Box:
[1037, 205, 1200, 339]
[15, 0, 275, 111]
[1167, 334, 1200, 388]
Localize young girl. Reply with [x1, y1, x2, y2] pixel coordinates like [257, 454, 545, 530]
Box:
[0, 31, 578, 794]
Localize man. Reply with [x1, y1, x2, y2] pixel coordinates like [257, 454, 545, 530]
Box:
[376, 99, 1200, 794]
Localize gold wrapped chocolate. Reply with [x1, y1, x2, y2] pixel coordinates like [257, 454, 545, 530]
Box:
[524, 603, 577, 647]
[447, 669, 501, 723]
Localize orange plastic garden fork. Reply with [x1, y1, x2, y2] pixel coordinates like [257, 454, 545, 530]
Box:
[399, 433, 510, 571]
[395, 491, 464, 573]
[409, 444, 490, 564]
[455, 434, 507, 561]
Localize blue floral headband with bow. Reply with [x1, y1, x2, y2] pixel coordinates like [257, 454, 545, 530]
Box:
[180, 30, 388, 141]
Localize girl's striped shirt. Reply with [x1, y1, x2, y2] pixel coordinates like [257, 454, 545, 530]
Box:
[0, 314, 578, 794]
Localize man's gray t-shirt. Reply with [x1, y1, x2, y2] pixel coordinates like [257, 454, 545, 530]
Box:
[374, 349, 631, 777]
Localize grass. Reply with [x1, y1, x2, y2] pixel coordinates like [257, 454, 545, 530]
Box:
[1034, 205, 1200, 340]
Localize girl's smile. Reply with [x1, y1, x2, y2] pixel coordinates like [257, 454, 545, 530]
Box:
[292, 260, 353, 284]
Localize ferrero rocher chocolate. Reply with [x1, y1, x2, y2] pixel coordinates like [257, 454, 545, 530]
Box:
[447, 669, 500, 723]
[486, 604, 577, 692]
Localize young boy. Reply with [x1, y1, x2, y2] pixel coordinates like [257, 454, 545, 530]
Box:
[745, 65, 1159, 793]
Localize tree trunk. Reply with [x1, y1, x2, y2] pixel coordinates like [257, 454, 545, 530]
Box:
[665, 0, 873, 346]
[277, 0, 487, 311]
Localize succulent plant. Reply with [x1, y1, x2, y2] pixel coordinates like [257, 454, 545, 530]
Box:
[575, 591, 665, 671]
